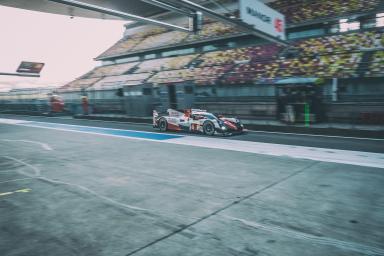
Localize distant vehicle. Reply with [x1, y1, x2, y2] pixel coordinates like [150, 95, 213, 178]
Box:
[153, 109, 244, 136]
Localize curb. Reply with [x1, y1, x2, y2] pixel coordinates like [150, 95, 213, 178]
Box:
[244, 124, 384, 139]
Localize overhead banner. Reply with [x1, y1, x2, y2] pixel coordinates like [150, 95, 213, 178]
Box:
[240, 0, 286, 40]
[16, 61, 45, 74]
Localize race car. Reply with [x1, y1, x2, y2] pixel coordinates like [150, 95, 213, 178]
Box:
[153, 109, 244, 136]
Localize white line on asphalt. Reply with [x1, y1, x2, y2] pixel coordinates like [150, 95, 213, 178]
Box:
[3, 155, 149, 212]
[72, 120, 384, 141]
[2, 114, 382, 141]
[1, 118, 383, 168]
[1, 139, 53, 150]
[166, 136, 384, 169]
[221, 215, 384, 256]
[247, 130, 384, 141]
[25, 120, 177, 137]
[0, 114, 151, 125]
[0, 178, 36, 184]
[72, 118, 151, 126]
[0, 118, 28, 124]
[2, 156, 41, 177]
[2, 155, 199, 220]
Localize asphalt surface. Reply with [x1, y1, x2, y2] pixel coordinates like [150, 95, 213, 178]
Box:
[1, 114, 383, 153]
[0, 114, 384, 256]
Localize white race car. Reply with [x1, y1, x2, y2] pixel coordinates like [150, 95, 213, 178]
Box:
[153, 109, 244, 136]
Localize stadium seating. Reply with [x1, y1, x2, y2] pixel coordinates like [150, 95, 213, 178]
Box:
[97, 26, 169, 59]
[133, 30, 189, 51]
[296, 30, 384, 56]
[98, 37, 143, 59]
[67, 28, 384, 91]
[269, 0, 381, 24]
[84, 62, 138, 78]
[96, 0, 383, 60]
[366, 51, 384, 77]
[90, 73, 152, 90]
[130, 26, 168, 39]
[224, 53, 362, 84]
[135, 54, 198, 73]
[149, 65, 233, 85]
[196, 44, 281, 66]
[59, 77, 102, 91]
[184, 21, 239, 42]
[97, 21, 239, 58]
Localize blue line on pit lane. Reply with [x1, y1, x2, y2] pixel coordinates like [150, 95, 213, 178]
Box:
[27, 121, 183, 140]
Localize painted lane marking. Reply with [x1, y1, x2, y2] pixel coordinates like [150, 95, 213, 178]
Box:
[0, 118, 29, 125]
[166, 136, 384, 169]
[0, 178, 36, 184]
[2, 155, 198, 221]
[1, 139, 53, 150]
[3, 113, 384, 141]
[2, 156, 41, 177]
[2, 115, 382, 141]
[248, 130, 384, 141]
[222, 215, 384, 256]
[0, 118, 182, 141]
[0, 188, 31, 197]
[22, 121, 183, 141]
[0, 118, 383, 168]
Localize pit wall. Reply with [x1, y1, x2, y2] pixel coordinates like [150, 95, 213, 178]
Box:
[1, 78, 383, 124]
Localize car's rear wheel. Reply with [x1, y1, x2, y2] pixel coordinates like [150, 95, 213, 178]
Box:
[203, 121, 215, 136]
[159, 118, 167, 132]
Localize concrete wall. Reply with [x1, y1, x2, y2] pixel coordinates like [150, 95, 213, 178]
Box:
[321, 78, 384, 124]
[194, 85, 276, 119]
[323, 77, 384, 102]
[3, 78, 383, 124]
[326, 102, 384, 124]
[124, 84, 155, 116]
[195, 101, 277, 119]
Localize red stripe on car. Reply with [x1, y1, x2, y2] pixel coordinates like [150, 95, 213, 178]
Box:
[224, 120, 237, 130]
[167, 123, 182, 131]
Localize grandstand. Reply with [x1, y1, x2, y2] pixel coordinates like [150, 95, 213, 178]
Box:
[3, 0, 384, 123]
[270, 0, 382, 24]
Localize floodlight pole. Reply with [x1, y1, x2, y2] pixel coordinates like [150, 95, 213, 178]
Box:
[47, 0, 191, 32]
[0, 72, 40, 77]
[163, 0, 289, 46]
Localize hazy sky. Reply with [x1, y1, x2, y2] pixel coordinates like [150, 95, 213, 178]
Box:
[0, 6, 127, 91]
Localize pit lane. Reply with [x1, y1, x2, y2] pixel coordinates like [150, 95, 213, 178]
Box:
[0, 114, 384, 256]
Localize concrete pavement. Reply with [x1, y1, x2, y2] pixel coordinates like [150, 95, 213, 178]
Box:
[0, 120, 383, 256]
[1, 114, 383, 153]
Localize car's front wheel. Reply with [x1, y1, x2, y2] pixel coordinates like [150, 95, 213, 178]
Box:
[159, 118, 168, 132]
[203, 121, 215, 136]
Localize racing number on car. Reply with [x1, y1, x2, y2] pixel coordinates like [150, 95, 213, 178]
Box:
[191, 123, 199, 132]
